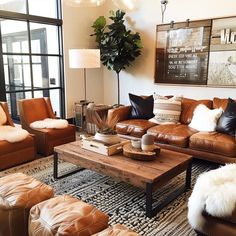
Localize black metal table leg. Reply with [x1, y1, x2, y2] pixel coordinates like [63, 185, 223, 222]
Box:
[145, 161, 192, 218]
[53, 152, 59, 179]
[53, 152, 84, 180]
[185, 160, 192, 190]
[146, 182, 153, 218]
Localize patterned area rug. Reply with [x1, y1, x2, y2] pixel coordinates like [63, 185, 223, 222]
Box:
[0, 157, 219, 236]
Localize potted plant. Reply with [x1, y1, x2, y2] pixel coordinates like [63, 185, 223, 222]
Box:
[86, 109, 120, 144]
[91, 10, 143, 105]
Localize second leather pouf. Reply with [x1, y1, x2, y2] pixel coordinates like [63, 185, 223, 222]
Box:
[28, 195, 109, 236]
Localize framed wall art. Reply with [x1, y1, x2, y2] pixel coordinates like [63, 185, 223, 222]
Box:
[154, 16, 236, 87]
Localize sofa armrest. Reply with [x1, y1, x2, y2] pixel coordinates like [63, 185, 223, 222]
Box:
[107, 106, 132, 126]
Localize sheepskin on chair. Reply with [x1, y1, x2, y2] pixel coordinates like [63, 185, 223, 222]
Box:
[188, 164, 236, 231]
[30, 118, 68, 129]
[0, 125, 29, 143]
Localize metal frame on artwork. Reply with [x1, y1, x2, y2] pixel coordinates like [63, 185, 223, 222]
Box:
[155, 15, 236, 87]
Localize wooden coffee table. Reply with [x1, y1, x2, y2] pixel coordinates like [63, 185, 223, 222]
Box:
[54, 141, 192, 218]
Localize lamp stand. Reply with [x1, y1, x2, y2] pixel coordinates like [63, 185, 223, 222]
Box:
[83, 68, 87, 102]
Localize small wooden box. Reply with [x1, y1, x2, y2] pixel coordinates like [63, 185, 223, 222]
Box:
[81, 137, 130, 156]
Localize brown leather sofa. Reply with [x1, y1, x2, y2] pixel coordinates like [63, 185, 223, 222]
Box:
[0, 102, 36, 170]
[18, 97, 76, 156]
[108, 97, 236, 164]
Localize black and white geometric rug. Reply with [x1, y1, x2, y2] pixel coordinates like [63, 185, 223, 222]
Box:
[0, 157, 219, 236]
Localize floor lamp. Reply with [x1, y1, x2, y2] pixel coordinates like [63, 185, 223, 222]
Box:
[69, 49, 100, 103]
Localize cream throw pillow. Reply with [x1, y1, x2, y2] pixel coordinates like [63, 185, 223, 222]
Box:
[0, 126, 29, 143]
[149, 94, 182, 124]
[30, 118, 68, 129]
[189, 104, 223, 132]
[0, 105, 7, 125]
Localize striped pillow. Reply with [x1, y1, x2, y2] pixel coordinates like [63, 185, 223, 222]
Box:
[149, 95, 182, 124]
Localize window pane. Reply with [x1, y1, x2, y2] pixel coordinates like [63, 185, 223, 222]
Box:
[28, 0, 57, 18]
[0, 0, 26, 14]
[32, 56, 60, 89]
[1, 20, 29, 53]
[6, 91, 32, 116]
[4, 55, 31, 91]
[30, 23, 59, 54]
[34, 89, 61, 116]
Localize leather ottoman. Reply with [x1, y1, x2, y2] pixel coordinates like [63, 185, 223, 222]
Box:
[0, 173, 54, 236]
[92, 224, 140, 236]
[28, 195, 109, 236]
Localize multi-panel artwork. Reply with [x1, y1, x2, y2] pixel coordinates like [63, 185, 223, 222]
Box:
[155, 17, 236, 86]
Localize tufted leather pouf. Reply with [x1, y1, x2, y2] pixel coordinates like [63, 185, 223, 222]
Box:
[0, 172, 54, 236]
[92, 224, 140, 236]
[28, 195, 109, 236]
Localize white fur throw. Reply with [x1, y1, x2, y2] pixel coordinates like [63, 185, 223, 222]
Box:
[188, 164, 236, 231]
[30, 118, 68, 129]
[189, 104, 223, 132]
[0, 105, 7, 126]
[0, 126, 29, 143]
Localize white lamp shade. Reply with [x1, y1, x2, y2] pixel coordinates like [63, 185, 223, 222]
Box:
[69, 49, 101, 69]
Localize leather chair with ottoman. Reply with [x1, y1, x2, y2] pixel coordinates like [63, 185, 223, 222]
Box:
[0, 173, 54, 236]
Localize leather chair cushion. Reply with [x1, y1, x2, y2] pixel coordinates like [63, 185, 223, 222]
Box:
[0, 135, 34, 155]
[0, 173, 54, 208]
[21, 98, 49, 124]
[116, 119, 156, 138]
[190, 132, 236, 157]
[0, 105, 7, 125]
[180, 98, 212, 124]
[39, 124, 76, 141]
[29, 195, 109, 236]
[93, 224, 139, 236]
[147, 124, 197, 148]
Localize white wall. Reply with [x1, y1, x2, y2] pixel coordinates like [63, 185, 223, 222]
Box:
[63, 0, 236, 116]
[102, 0, 236, 105]
[63, 2, 104, 118]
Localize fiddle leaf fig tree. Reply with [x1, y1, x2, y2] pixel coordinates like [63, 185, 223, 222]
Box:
[91, 10, 142, 105]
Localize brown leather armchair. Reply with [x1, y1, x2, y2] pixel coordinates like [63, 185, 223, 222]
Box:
[0, 102, 36, 170]
[18, 97, 76, 156]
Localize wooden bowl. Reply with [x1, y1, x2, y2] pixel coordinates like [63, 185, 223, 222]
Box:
[123, 143, 160, 161]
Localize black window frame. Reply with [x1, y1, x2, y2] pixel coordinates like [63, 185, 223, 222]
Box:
[0, 0, 65, 119]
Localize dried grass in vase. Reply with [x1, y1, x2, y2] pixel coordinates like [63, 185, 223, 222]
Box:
[86, 109, 118, 135]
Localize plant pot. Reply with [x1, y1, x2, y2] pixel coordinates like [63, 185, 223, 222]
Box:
[94, 132, 120, 145]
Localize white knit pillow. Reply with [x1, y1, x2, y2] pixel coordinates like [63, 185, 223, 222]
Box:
[0, 105, 7, 125]
[189, 104, 223, 132]
[149, 94, 182, 124]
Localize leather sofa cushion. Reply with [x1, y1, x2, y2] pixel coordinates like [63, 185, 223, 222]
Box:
[116, 119, 156, 138]
[213, 97, 229, 110]
[0, 173, 54, 208]
[29, 195, 109, 236]
[190, 132, 236, 157]
[93, 224, 139, 236]
[180, 98, 212, 124]
[0, 135, 34, 155]
[147, 124, 197, 148]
